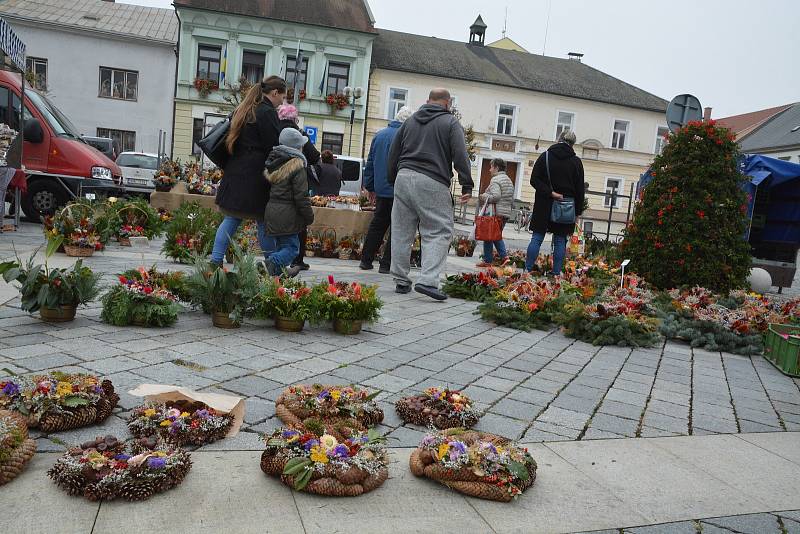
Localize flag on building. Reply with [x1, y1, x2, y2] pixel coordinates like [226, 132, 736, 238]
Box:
[220, 44, 228, 86]
[318, 63, 327, 96]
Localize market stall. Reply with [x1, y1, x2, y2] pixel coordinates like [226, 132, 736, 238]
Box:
[149, 181, 218, 212]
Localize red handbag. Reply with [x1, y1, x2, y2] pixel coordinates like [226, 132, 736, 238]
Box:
[474, 200, 503, 242]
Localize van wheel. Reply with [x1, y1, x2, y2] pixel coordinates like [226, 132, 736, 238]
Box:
[22, 180, 69, 221]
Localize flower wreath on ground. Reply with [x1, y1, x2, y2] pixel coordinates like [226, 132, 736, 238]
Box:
[478, 276, 580, 332]
[127, 400, 233, 447]
[260, 426, 388, 496]
[395, 387, 480, 429]
[100, 268, 182, 327]
[275, 384, 383, 441]
[48, 435, 192, 501]
[0, 372, 119, 433]
[410, 428, 537, 502]
[443, 266, 522, 302]
[0, 410, 36, 486]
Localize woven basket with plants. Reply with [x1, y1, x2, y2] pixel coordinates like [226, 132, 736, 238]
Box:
[48, 435, 192, 501]
[395, 387, 480, 429]
[275, 384, 383, 442]
[110, 197, 165, 244]
[0, 410, 36, 486]
[162, 202, 223, 263]
[410, 428, 537, 502]
[0, 372, 119, 433]
[256, 276, 321, 332]
[260, 426, 388, 496]
[316, 275, 382, 335]
[100, 268, 182, 328]
[127, 400, 233, 447]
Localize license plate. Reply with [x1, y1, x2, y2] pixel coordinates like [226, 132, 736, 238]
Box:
[127, 178, 149, 186]
[84, 193, 96, 200]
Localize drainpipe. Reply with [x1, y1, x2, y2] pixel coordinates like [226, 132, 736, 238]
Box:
[169, 5, 181, 160]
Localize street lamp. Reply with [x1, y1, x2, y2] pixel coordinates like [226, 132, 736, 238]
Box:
[343, 86, 363, 156]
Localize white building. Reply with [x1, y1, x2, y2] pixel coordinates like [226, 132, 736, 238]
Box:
[0, 0, 177, 154]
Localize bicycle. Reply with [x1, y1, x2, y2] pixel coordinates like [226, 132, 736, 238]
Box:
[514, 204, 532, 232]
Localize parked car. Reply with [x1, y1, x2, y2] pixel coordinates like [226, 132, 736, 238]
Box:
[116, 152, 159, 194]
[81, 136, 116, 161]
[0, 70, 124, 220]
[335, 155, 364, 196]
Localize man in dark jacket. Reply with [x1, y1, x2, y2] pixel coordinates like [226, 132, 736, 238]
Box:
[359, 105, 413, 273]
[525, 130, 585, 274]
[387, 88, 473, 300]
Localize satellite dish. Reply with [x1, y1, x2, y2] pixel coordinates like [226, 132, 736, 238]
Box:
[666, 94, 703, 133]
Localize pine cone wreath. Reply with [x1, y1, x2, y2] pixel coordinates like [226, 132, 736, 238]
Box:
[119, 481, 156, 501]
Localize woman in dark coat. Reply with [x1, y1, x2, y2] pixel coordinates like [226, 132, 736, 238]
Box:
[525, 130, 585, 274]
[210, 75, 287, 266]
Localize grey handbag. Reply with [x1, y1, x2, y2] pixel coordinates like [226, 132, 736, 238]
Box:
[546, 151, 576, 224]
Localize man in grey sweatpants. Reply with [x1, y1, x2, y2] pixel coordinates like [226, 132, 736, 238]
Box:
[387, 88, 474, 300]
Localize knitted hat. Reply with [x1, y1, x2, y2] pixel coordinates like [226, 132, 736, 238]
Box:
[279, 127, 308, 150]
[277, 104, 298, 122]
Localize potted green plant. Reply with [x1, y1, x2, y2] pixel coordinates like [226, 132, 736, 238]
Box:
[185, 244, 260, 328]
[100, 268, 182, 327]
[0, 236, 101, 322]
[256, 277, 319, 332]
[317, 275, 382, 335]
[162, 202, 222, 263]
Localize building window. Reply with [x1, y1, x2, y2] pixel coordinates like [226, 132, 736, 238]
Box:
[25, 57, 47, 91]
[611, 119, 630, 149]
[192, 118, 204, 155]
[555, 111, 574, 140]
[496, 104, 516, 135]
[387, 87, 408, 119]
[241, 50, 265, 85]
[97, 128, 136, 152]
[286, 55, 309, 91]
[654, 126, 670, 155]
[326, 62, 350, 95]
[321, 132, 344, 155]
[196, 45, 221, 82]
[99, 67, 138, 100]
[582, 147, 599, 160]
[603, 177, 624, 208]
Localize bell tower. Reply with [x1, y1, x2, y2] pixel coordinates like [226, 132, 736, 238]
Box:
[469, 15, 487, 46]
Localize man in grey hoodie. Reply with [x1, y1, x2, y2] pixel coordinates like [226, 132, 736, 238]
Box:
[388, 88, 473, 300]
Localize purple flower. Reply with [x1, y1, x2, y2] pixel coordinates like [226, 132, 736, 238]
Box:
[282, 430, 300, 439]
[1, 382, 20, 397]
[147, 457, 166, 469]
[317, 390, 331, 400]
[114, 454, 131, 461]
[331, 444, 350, 458]
[194, 409, 210, 419]
[303, 439, 319, 451]
[420, 435, 437, 448]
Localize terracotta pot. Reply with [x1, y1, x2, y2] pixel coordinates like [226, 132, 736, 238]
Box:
[275, 316, 305, 332]
[40, 304, 76, 323]
[119, 238, 131, 247]
[212, 311, 240, 329]
[64, 245, 94, 257]
[333, 319, 362, 335]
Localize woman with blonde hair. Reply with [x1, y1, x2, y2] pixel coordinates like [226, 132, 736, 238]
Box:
[210, 75, 286, 267]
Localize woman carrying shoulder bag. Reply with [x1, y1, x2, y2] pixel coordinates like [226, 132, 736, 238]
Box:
[477, 158, 514, 267]
[210, 75, 287, 267]
[525, 130, 585, 275]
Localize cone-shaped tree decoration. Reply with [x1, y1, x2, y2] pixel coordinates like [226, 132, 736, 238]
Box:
[620, 120, 751, 292]
[0, 410, 36, 486]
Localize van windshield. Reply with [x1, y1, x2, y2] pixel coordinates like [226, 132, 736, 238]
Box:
[23, 90, 82, 139]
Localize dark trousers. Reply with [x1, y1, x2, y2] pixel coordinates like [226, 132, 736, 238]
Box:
[293, 228, 307, 265]
[362, 196, 393, 269]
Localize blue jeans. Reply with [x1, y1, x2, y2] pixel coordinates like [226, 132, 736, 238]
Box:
[210, 216, 270, 264]
[482, 239, 507, 263]
[263, 234, 300, 271]
[525, 232, 567, 274]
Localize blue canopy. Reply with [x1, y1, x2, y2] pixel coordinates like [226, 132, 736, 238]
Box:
[741, 154, 800, 243]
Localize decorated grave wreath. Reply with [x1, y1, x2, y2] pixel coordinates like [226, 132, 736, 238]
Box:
[275, 384, 383, 441]
[260, 426, 388, 496]
[410, 428, 537, 502]
[48, 435, 192, 501]
[0, 373, 119, 433]
[395, 387, 480, 429]
[0, 410, 36, 486]
[127, 399, 234, 447]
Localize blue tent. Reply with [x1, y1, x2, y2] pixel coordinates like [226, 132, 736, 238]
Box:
[740, 154, 800, 243]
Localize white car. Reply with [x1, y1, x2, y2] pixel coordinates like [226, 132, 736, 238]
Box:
[116, 152, 159, 194]
[334, 155, 364, 196]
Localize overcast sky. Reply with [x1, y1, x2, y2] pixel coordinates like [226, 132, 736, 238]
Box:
[123, 0, 798, 117]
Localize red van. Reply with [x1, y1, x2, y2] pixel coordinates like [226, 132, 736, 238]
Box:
[0, 70, 124, 219]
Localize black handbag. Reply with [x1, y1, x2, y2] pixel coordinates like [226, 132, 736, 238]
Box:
[197, 116, 231, 168]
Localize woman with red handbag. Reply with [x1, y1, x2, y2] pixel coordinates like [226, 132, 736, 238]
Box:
[476, 158, 514, 267]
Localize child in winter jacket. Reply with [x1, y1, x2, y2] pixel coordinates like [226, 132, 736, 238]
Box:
[262, 128, 315, 276]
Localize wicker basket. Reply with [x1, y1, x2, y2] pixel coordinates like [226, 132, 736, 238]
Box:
[119, 237, 132, 247]
[40, 304, 77, 323]
[27, 380, 120, 433]
[64, 245, 95, 257]
[260, 449, 388, 496]
[0, 411, 36, 486]
[409, 431, 537, 502]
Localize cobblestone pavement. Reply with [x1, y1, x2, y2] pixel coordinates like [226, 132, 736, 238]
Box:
[2, 224, 800, 454]
[583, 510, 800, 533]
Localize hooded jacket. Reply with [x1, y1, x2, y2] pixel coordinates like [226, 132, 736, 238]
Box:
[529, 142, 585, 236]
[263, 147, 314, 236]
[364, 120, 402, 198]
[387, 104, 474, 194]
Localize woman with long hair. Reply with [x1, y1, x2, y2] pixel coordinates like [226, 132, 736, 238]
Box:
[210, 75, 287, 267]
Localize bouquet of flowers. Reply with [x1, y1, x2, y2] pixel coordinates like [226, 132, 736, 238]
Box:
[153, 158, 182, 191]
[117, 224, 145, 239]
[395, 387, 480, 429]
[410, 429, 537, 502]
[0, 372, 119, 432]
[317, 276, 382, 334]
[275, 384, 383, 441]
[100, 269, 181, 327]
[0, 410, 36, 486]
[128, 400, 233, 446]
[185, 163, 216, 196]
[507, 250, 527, 269]
[261, 427, 388, 496]
[162, 202, 222, 263]
[256, 277, 321, 328]
[48, 435, 192, 501]
[452, 236, 477, 257]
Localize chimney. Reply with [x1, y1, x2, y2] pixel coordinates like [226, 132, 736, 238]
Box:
[567, 52, 584, 62]
[703, 107, 713, 121]
[469, 15, 487, 46]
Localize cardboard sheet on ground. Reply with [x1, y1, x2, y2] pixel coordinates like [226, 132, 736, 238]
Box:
[128, 384, 245, 437]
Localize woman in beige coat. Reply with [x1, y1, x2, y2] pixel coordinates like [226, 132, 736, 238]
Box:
[477, 158, 515, 266]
